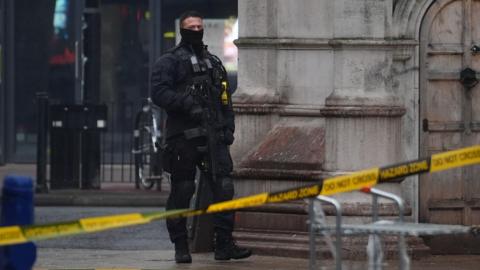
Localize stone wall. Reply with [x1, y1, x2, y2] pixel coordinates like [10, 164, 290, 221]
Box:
[231, 0, 435, 256]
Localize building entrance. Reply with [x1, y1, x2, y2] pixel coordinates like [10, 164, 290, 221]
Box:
[420, 0, 480, 253]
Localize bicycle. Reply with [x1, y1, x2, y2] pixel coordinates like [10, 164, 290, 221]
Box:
[132, 98, 166, 190]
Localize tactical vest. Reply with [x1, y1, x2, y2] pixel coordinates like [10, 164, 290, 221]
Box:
[169, 44, 230, 108]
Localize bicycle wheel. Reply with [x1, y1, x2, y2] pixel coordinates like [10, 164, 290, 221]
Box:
[133, 108, 156, 190]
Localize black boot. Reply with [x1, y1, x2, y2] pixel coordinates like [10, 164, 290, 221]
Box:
[214, 235, 252, 261]
[174, 239, 192, 263]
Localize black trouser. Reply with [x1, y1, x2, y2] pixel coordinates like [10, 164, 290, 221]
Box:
[164, 136, 234, 243]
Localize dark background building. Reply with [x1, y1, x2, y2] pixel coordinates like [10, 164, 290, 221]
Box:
[0, 0, 237, 165]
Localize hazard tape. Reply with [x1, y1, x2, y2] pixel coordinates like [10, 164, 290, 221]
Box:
[0, 209, 190, 246]
[1, 145, 480, 247]
[430, 145, 480, 172]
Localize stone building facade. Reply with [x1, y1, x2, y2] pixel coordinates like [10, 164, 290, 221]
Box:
[231, 0, 480, 255]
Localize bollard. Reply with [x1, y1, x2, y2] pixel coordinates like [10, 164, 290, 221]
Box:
[0, 175, 37, 270]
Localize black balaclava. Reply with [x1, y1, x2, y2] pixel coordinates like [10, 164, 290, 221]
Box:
[180, 28, 204, 55]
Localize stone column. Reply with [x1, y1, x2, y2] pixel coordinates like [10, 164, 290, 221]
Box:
[232, 0, 334, 172]
[231, 0, 278, 164]
[322, 0, 408, 205]
[231, 0, 419, 258]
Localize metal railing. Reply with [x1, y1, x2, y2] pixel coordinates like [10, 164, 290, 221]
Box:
[100, 100, 136, 184]
[309, 188, 477, 270]
[35, 93, 156, 189]
[100, 98, 166, 190]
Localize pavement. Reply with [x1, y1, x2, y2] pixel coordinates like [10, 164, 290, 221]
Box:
[33, 250, 480, 270]
[2, 164, 480, 269]
[0, 163, 169, 206]
[34, 184, 169, 206]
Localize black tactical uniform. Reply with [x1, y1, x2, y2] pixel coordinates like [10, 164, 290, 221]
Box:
[152, 39, 250, 263]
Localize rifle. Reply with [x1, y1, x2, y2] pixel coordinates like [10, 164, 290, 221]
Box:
[183, 75, 221, 183]
[184, 76, 222, 251]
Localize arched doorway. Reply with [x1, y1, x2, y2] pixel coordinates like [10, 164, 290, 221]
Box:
[420, 0, 480, 253]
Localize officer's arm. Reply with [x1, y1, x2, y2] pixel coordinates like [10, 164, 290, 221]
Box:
[151, 55, 194, 113]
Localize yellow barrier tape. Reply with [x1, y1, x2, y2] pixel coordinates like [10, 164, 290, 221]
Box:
[0, 145, 480, 247]
[179, 209, 205, 218]
[80, 213, 148, 232]
[267, 184, 320, 203]
[143, 209, 191, 221]
[321, 168, 379, 195]
[0, 226, 27, 246]
[23, 222, 82, 240]
[206, 193, 269, 213]
[379, 159, 430, 181]
[430, 145, 480, 172]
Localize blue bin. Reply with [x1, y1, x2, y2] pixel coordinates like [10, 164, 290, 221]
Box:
[0, 175, 37, 270]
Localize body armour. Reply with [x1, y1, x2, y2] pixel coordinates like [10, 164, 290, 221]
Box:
[151, 41, 234, 140]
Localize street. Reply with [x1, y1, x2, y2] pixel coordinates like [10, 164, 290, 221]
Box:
[33, 206, 312, 269]
[29, 207, 480, 270]
[35, 206, 171, 250]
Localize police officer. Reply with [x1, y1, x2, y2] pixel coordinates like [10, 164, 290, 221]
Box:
[151, 11, 252, 264]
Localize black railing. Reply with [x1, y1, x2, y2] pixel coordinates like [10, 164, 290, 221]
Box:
[100, 100, 137, 184]
[35, 94, 150, 190]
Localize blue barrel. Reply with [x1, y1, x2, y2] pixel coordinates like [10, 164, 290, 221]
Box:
[0, 175, 37, 270]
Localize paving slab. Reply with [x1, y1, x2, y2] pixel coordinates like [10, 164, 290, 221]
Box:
[34, 249, 480, 270]
[0, 164, 168, 206]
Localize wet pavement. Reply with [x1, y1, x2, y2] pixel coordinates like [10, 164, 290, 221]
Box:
[3, 164, 480, 269]
[35, 249, 480, 270]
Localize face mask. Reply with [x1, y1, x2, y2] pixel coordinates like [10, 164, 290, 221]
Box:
[180, 28, 204, 45]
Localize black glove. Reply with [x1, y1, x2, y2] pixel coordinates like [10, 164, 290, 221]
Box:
[222, 129, 234, 145]
[181, 95, 195, 111]
[188, 104, 203, 123]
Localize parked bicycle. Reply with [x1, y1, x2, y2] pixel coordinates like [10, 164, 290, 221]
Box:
[132, 98, 167, 190]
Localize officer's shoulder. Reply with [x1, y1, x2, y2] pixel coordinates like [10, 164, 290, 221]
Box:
[205, 50, 223, 66]
[154, 46, 187, 66]
[165, 44, 191, 60]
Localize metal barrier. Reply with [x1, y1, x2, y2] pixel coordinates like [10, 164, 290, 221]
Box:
[100, 98, 166, 189]
[100, 100, 136, 185]
[35, 94, 154, 189]
[309, 188, 478, 270]
[49, 104, 107, 189]
[309, 195, 342, 270]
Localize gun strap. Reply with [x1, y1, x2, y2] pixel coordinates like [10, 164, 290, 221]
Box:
[190, 55, 201, 73]
[190, 54, 213, 75]
[183, 127, 206, 140]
